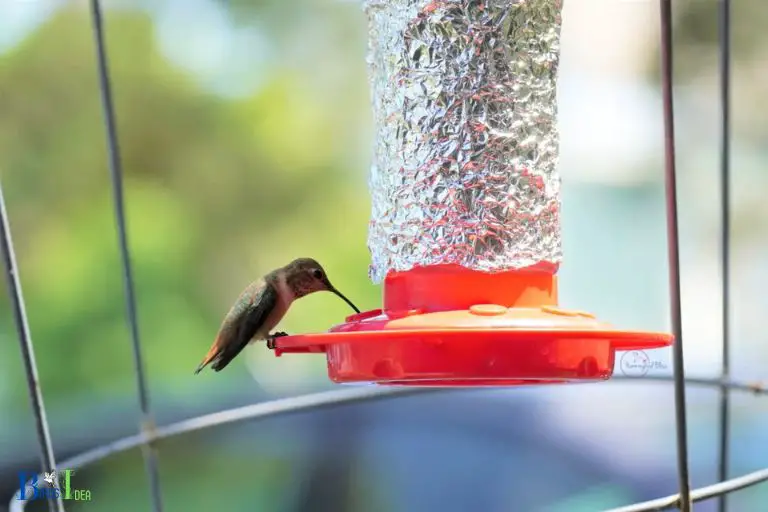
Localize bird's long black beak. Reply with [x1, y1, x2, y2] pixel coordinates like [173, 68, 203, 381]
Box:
[329, 287, 360, 314]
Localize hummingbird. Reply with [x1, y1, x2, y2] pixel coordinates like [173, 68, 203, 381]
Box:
[194, 257, 360, 374]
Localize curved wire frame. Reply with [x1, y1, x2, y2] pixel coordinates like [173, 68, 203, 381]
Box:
[6, 377, 768, 512]
[3, 0, 764, 511]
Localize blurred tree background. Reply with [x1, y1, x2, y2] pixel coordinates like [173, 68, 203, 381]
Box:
[1, 2, 384, 509]
[3, 0, 768, 511]
[0, 0, 377, 403]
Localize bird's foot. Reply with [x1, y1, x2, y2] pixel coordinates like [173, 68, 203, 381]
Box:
[266, 331, 289, 350]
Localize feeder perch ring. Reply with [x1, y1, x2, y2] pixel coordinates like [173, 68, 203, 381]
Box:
[271, 265, 673, 385]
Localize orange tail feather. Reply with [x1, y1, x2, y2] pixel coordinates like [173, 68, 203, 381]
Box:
[194, 341, 221, 374]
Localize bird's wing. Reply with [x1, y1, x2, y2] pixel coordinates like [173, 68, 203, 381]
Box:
[195, 280, 278, 373]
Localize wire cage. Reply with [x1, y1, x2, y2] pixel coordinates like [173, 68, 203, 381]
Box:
[3, 0, 768, 511]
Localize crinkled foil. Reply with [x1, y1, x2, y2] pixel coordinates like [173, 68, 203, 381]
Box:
[364, 0, 563, 283]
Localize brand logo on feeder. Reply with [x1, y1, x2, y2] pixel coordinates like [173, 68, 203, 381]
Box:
[619, 350, 666, 376]
[16, 469, 92, 501]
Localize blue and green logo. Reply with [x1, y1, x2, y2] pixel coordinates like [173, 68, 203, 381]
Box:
[16, 470, 92, 501]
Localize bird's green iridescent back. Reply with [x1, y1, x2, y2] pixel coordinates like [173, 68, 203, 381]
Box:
[219, 279, 269, 331]
[192, 277, 279, 373]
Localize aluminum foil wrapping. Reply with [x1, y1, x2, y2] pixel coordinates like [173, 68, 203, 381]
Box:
[364, 0, 563, 283]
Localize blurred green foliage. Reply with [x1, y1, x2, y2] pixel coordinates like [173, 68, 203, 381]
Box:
[644, 0, 768, 151]
[0, 2, 378, 410]
[644, 0, 768, 82]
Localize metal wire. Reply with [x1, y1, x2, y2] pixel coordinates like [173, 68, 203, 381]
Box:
[716, 1, 733, 511]
[658, 1, 692, 509]
[88, 1, 163, 510]
[9, 387, 440, 512]
[8, 376, 768, 512]
[0, 183, 65, 512]
[603, 468, 768, 512]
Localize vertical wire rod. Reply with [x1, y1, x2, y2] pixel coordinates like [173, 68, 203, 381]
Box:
[716, 1, 732, 511]
[0, 182, 64, 512]
[658, 1, 692, 510]
[88, 1, 163, 511]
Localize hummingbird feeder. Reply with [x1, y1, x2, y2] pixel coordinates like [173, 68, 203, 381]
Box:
[270, 0, 673, 385]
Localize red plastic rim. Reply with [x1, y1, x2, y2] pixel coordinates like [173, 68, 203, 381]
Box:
[271, 265, 674, 386]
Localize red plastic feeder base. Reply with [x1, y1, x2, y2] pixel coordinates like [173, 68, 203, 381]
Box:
[271, 265, 673, 386]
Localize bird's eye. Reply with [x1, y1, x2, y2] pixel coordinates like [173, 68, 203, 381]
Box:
[312, 269, 323, 280]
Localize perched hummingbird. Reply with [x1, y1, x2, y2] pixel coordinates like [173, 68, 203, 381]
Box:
[194, 257, 360, 374]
